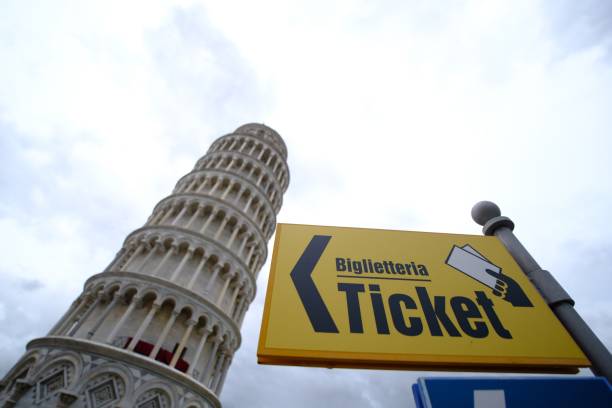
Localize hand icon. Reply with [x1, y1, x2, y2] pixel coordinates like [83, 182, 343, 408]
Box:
[486, 269, 533, 307]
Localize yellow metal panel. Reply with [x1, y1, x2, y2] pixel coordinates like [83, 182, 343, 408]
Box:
[258, 223, 589, 372]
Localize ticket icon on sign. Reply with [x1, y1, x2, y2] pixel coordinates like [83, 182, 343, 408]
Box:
[446, 245, 533, 308]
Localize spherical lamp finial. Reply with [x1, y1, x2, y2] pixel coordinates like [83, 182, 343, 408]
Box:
[471, 201, 501, 226]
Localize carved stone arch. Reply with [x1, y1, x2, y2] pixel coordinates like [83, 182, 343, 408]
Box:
[104, 282, 123, 297]
[1, 351, 39, 390]
[159, 295, 178, 310]
[73, 362, 133, 407]
[206, 252, 221, 267]
[225, 213, 238, 229]
[214, 208, 227, 222]
[195, 313, 210, 331]
[124, 233, 144, 248]
[173, 197, 187, 210]
[33, 351, 83, 399]
[225, 260, 239, 278]
[220, 332, 231, 349]
[222, 176, 233, 190]
[236, 223, 247, 237]
[160, 236, 177, 250]
[174, 298, 193, 315]
[183, 198, 196, 211]
[174, 239, 191, 253]
[210, 322, 223, 337]
[160, 201, 174, 215]
[91, 282, 107, 295]
[144, 234, 162, 247]
[140, 288, 160, 305]
[186, 197, 200, 210]
[123, 240, 139, 253]
[129, 381, 177, 408]
[201, 200, 215, 212]
[191, 245, 206, 258]
[221, 260, 233, 276]
[118, 284, 140, 299]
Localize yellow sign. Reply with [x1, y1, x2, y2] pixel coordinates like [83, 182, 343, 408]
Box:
[258, 223, 589, 372]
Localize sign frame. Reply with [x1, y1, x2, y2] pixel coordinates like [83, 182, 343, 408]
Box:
[257, 223, 589, 373]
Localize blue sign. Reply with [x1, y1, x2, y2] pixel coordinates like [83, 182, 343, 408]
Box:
[412, 376, 612, 408]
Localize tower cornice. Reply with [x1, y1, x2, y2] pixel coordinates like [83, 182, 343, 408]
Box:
[84, 271, 244, 347]
[123, 225, 265, 281]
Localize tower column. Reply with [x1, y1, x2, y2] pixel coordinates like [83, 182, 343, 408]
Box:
[127, 302, 161, 351]
[187, 255, 209, 290]
[136, 242, 157, 271]
[226, 223, 241, 248]
[199, 209, 218, 234]
[185, 205, 203, 229]
[214, 216, 230, 240]
[105, 295, 141, 343]
[123, 244, 145, 270]
[170, 247, 194, 282]
[170, 318, 196, 368]
[216, 272, 236, 306]
[171, 204, 189, 226]
[188, 327, 212, 376]
[150, 309, 179, 359]
[186, 177, 199, 192]
[160, 205, 176, 224]
[214, 351, 234, 394]
[87, 293, 121, 339]
[200, 335, 223, 383]
[228, 283, 243, 312]
[66, 294, 104, 336]
[205, 264, 223, 291]
[152, 244, 177, 276]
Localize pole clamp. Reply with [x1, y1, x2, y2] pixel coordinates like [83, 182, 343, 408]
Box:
[530, 269, 575, 307]
[482, 216, 514, 236]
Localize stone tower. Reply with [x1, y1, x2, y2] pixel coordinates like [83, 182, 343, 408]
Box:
[0, 123, 289, 408]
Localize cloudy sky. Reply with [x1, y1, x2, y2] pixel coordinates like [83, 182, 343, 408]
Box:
[1, 0, 611, 406]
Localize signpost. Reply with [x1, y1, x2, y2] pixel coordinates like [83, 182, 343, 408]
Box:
[257, 223, 588, 372]
[412, 376, 612, 408]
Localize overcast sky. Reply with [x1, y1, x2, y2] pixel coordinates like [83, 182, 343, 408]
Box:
[1, 0, 611, 407]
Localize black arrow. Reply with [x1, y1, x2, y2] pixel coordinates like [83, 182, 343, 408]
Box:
[290, 235, 338, 333]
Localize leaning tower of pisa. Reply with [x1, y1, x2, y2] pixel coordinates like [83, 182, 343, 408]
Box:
[0, 123, 289, 408]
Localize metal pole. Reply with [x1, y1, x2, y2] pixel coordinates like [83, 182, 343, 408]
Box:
[471, 201, 612, 381]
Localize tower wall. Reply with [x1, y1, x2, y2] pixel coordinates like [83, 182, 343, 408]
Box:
[0, 124, 289, 408]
